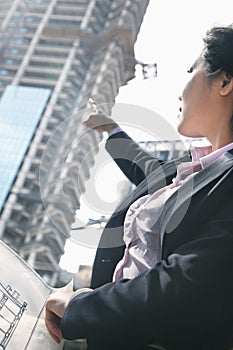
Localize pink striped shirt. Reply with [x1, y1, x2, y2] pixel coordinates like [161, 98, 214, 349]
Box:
[113, 141, 233, 281]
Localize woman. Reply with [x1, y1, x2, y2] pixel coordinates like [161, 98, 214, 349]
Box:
[45, 25, 233, 350]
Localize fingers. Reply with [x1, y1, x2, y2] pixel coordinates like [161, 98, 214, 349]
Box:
[45, 289, 75, 343]
[45, 293, 69, 343]
[44, 289, 92, 343]
[88, 97, 98, 114]
[85, 98, 118, 133]
[88, 97, 107, 115]
[45, 306, 63, 343]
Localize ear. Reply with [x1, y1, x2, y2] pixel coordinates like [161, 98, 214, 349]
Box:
[219, 72, 233, 96]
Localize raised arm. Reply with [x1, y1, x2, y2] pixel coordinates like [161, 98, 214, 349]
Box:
[106, 130, 164, 186]
[83, 112, 163, 186]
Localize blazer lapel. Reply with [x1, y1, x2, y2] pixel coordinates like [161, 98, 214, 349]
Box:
[159, 151, 233, 247]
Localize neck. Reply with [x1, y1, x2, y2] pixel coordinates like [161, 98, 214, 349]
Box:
[210, 132, 233, 151]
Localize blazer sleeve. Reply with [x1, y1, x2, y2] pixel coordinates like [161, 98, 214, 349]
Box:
[105, 131, 163, 186]
[61, 184, 233, 349]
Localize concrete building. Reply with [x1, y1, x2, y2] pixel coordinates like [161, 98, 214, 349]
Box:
[0, 0, 150, 286]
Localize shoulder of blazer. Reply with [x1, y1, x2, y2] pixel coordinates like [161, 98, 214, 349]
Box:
[159, 150, 233, 238]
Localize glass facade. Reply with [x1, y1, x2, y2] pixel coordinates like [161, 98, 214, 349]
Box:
[0, 85, 51, 211]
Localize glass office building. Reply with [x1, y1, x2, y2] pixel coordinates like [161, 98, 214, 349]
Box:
[0, 0, 150, 286]
[0, 85, 51, 211]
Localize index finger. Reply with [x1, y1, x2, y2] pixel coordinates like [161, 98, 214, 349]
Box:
[88, 97, 98, 114]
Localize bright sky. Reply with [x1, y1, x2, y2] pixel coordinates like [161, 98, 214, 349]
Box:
[117, 0, 233, 129]
[60, 0, 233, 273]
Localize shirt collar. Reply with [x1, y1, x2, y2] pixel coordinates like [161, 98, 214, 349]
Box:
[173, 140, 233, 185]
[190, 140, 233, 168]
[200, 141, 233, 168]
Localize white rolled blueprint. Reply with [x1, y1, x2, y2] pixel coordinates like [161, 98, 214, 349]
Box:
[0, 240, 65, 350]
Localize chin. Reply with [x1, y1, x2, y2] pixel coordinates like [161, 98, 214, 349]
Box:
[177, 124, 200, 138]
[177, 123, 188, 137]
[178, 129, 204, 139]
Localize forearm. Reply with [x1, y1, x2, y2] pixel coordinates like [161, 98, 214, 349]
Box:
[61, 218, 233, 348]
[84, 113, 164, 186]
[106, 131, 162, 186]
[60, 259, 210, 347]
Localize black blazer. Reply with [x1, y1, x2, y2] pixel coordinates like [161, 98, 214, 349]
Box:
[61, 132, 233, 350]
[91, 131, 190, 288]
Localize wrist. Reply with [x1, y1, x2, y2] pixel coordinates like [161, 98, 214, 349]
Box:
[68, 288, 93, 303]
[104, 122, 119, 134]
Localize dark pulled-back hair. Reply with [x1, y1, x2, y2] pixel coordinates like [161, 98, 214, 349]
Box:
[202, 24, 233, 77]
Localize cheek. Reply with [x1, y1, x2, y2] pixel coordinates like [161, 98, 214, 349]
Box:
[182, 81, 205, 119]
[180, 82, 194, 117]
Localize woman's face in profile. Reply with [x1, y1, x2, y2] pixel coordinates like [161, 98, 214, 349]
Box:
[177, 57, 220, 141]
